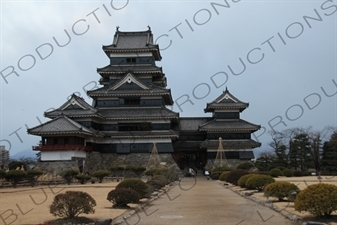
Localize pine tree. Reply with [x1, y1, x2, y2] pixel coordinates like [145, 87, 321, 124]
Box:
[289, 133, 313, 171]
[321, 132, 337, 173]
[274, 144, 288, 167]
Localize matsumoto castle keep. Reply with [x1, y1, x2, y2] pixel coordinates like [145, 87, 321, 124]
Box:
[28, 27, 261, 172]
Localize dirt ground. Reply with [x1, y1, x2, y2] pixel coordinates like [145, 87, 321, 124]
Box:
[0, 176, 336, 225]
[0, 182, 129, 225]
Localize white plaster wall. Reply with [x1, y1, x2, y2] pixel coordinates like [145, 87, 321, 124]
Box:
[41, 151, 87, 161]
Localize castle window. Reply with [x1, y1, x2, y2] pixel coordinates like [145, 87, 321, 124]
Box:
[124, 98, 140, 105]
[126, 58, 136, 63]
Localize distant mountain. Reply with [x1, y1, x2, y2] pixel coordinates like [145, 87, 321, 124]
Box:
[10, 149, 37, 159]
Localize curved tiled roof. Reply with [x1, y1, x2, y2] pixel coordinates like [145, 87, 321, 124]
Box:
[199, 119, 260, 132]
[98, 107, 179, 120]
[87, 85, 174, 105]
[107, 130, 178, 139]
[102, 28, 161, 60]
[27, 116, 98, 136]
[97, 64, 163, 75]
[200, 139, 261, 149]
[179, 117, 210, 131]
[45, 94, 101, 119]
[205, 88, 249, 112]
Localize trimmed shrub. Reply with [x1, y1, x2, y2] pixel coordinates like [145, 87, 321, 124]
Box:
[209, 172, 220, 180]
[295, 183, 337, 217]
[152, 175, 169, 186]
[5, 170, 27, 188]
[219, 171, 230, 181]
[264, 181, 300, 201]
[269, 168, 283, 177]
[107, 188, 140, 207]
[164, 170, 179, 183]
[276, 166, 287, 171]
[49, 191, 96, 218]
[245, 174, 275, 191]
[237, 162, 254, 170]
[237, 174, 256, 188]
[145, 168, 178, 183]
[144, 168, 160, 176]
[116, 178, 149, 198]
[26, 170, 43, 187]
[210, 166, 231, 180]
[293, 170, 303, 177]
[75, 174, 91, 184]
[282, 169, 293, 177]
[224, 169, 249, 185]
[91, 170, 110, 183]
[154, 168, 170, 175]
[126, 166, 146, 178]
[60, 169, 79, 185]
[147, 175, 169, 190]
[110, 166, 125, 177]
[211, 166, 231, 173]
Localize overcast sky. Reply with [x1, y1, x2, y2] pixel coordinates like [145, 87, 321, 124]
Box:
[0, 0, 336, 157]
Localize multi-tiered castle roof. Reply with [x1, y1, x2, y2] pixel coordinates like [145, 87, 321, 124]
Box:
[28, 27, 261, 167]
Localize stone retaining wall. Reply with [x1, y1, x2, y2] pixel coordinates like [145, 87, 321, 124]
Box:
[35, 160, 79, 175]
[84, 152, 182, 175]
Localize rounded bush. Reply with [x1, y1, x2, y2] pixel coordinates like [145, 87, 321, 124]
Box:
[245, 174, 275, 191]
[219, 171, 230, 181]
[211, 166, 231, 180]
[237, 174, 256, 188]
[107, 188, 140, 207]
[264, 181, 300, 201]
[146, 176, 169, 190]
[282, 169, 293, 177]
[237, 162, 254, 170]
[224, 169, 249, 185]
[269, 168, 283, 177]
[295, 183, 337, 217]
[209, 172, 220, 180]
[293, 170, 303, 177]
[126, 166, 146, 177]
[211, 166, 231, 173]
[50, 191, 96, 218]
[144, 168, 160, 176]
[116, 178, 149, 198]
[164, 170, 179, 182]
[276, 166, 287, 171]
[152, 175, 169, 186]
[110, 166, 125, 177]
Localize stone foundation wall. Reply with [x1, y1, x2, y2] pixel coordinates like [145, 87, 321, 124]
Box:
[35, 160, 79, 175]
[34, 153, 182, 176]
[83, 152, 182, 175]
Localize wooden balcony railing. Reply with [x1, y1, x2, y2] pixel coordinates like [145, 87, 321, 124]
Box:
[32, 145, 92, 151]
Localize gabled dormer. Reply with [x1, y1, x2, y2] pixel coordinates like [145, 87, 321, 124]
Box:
[204, 88, 249, 119]
[110, 73, 150, 90]
[44, 94, 101, 119]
